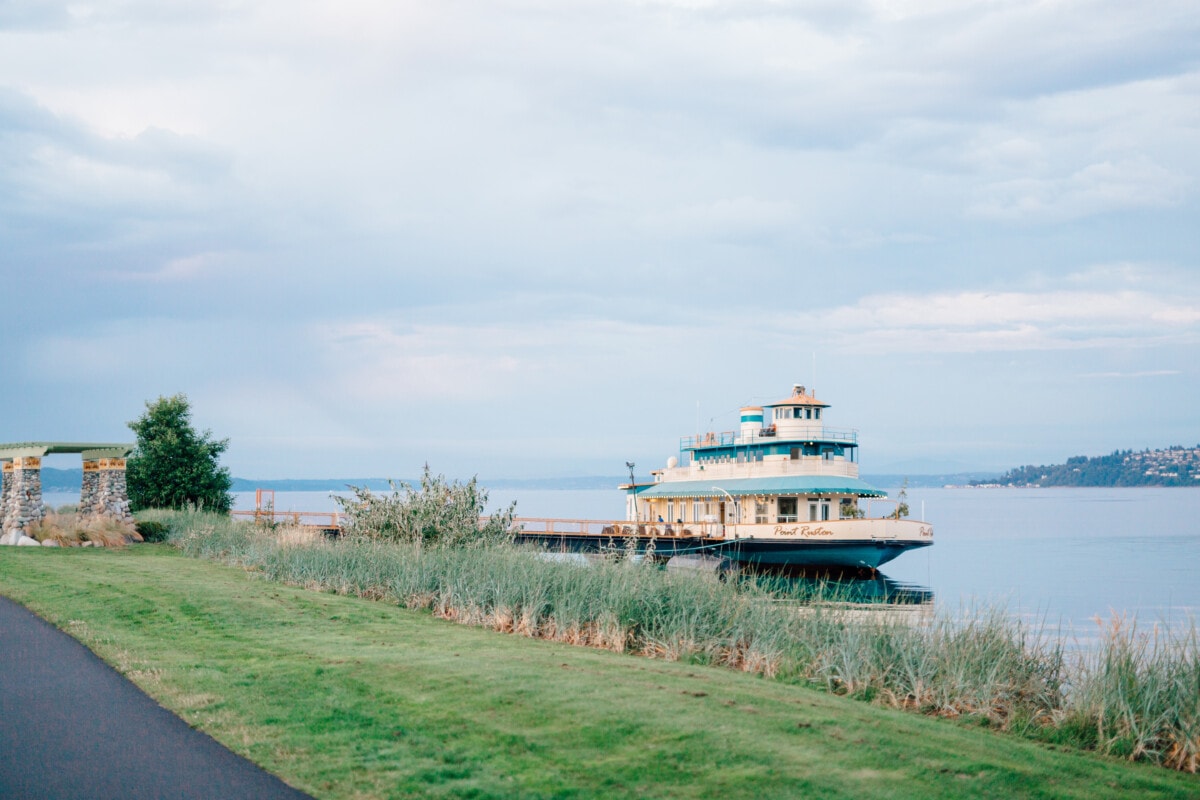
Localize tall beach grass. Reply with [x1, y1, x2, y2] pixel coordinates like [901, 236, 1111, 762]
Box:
[151, 510, 1200, 772]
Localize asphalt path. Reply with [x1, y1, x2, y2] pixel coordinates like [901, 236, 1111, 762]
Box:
[0, 594, 315, 800]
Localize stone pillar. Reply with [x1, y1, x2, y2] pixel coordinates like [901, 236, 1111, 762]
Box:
[79, 460, 101, 520]
[97, 458, 134, 525]
[2, 457, 45, 535]
[1, 461, 11, 534]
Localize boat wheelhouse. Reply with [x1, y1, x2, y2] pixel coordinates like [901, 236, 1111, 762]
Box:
[618, 384, 932, 570]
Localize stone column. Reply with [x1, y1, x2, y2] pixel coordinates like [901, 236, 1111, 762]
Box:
[97, 458, 134, 525]
[79, 460, 101, 520]
[1, 461, 11, 534]
[2, 457, 45, 536]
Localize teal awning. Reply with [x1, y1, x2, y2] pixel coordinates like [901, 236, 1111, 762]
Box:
[636, 475, 886, 499]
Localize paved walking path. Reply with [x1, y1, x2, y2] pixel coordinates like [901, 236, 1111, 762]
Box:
[0, 595, 315, 800]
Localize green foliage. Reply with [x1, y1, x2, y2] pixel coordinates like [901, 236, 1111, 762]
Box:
[126, 394, 233, 513]
[135, 519, 170, 543]
[839, 499, 864, 519]
[334, 465, 516, 548]
[888, 479, 910, 519]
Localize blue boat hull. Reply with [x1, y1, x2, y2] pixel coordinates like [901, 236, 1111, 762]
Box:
[514, 533, 930, 571]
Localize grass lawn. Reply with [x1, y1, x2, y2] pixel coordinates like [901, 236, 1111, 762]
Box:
[1, 545, 1196, 799]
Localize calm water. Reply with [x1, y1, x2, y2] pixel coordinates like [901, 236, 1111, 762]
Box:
[46, 485, 1200, 635]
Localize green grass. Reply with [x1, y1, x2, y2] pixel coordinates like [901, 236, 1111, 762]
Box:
[1, 545, 1197, 799]
[152, 510, 1200, 772]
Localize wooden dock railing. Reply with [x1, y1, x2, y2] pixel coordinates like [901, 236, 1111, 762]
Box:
[230, 509, 342, 528]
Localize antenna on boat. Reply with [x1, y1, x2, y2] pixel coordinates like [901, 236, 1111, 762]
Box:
[626, 461, 638, 519]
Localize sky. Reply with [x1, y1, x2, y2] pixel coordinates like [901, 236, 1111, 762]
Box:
[1, 0, 1198, 480]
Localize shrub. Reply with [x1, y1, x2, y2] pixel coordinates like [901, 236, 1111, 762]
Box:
[135, 520, 170, 543]
[334, 465, 516, 548]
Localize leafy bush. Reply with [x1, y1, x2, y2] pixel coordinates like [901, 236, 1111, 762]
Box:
[135, 520, 170, 543]
[334, 465, 516, 548]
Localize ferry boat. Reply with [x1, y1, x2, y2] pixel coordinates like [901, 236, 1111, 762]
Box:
[516, 385, 933, 571]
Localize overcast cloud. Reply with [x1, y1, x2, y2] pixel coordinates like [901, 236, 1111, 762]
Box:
[2, 0, 1197, 479]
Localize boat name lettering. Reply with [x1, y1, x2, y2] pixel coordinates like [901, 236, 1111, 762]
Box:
[774, 525, 834, 537]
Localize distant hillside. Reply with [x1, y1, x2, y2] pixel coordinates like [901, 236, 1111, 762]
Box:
[863, 472, 1001, 489]
[40, 472, 629, 495]
[979, 446, 1200, 487]
[41, 467, 83, 490]
[230, 475, 629, 492]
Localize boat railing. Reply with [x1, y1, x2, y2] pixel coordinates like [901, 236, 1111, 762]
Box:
[655, 457, 860, 482]
[512, 517, 715, 539]
[681, 426, 858, 450]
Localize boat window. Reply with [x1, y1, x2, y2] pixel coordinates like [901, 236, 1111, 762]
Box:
[814, 408, 821, 420]
[755, 500, 769, 524]
[778, 497, 798, 523]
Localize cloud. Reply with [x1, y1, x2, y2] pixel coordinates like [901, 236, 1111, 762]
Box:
[1078, 370, 1183, 379]
[103, 251, 236, 282]
[799, 280, 1200, 355]
[310, 316, 713, 406]
[968, 156, 1191, 222]
[3, 0, 1199, 476]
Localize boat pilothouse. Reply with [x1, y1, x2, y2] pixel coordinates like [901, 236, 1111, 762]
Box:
[621, 384, 933, 570]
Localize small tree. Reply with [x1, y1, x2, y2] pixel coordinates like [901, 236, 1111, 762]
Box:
[335, 465, 516, 548]
[888, 478, 910, 520]
[127, 394, 233, 513]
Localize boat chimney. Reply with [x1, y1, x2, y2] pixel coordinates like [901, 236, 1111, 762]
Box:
[740, 406, 764, 438]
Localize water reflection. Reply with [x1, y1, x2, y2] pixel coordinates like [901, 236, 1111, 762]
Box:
[740, 566, 934, 606]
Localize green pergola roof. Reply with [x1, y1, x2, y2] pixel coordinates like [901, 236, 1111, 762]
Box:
[0, 442, 134, 460]
[635, 475, 887, 499]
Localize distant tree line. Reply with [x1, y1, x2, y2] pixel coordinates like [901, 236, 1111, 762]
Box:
[982, 446, 1200, 487]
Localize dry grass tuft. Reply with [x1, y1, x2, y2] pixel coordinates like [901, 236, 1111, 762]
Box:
[492, 606, 515, 634]
[83, 517, 143, 546]
[25, 512, 83, 545]
[272, 524, 325, 547]
[515, 609, 540, 638]
[25, 512, 139, 546]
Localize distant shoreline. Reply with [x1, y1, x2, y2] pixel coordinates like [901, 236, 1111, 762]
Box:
[35, 465, 1200, 491]
[38, 469, 1002, 492]
[35, 466, 1198, 493]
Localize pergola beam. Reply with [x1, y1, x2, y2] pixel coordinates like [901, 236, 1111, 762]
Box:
[0, 442, 134, 460]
